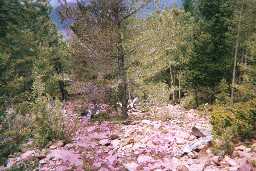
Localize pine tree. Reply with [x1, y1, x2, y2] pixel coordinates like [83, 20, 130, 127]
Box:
[186, 0, 234, 105]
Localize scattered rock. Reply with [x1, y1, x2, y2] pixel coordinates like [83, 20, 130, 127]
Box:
[233, 150, 252, 159]
[235, 145, 247, 151]
[191, 126, 206, 138]
[99, 139, 111, 146]
[238, 160, 254, 171]
[178, 135, 212, 156]
[177, 165, 189, 171]
[137, 155, 154, 164]
[176, 137, 186, 145]
[188, 152, 199, 159]
[20, 150, 37, 161]
[251, 143, 256, 152]
[127, 138, 135, 144]
[224, 156, 237, 167]
[49, 140, 64, 149]
[211, 156, 221, 165]
[124, 162, 139, 171]
[110, 134, 119, 140]
[39, 159, 47, 165]
[46, 149, 83, 168]
[6, 158, 17, 168]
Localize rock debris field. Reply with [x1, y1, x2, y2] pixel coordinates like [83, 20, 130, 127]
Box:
[3, 103, 256, 171]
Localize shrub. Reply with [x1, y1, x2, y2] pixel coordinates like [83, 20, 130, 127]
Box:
[0, 110, 32, 165]
[32, 95, 65, 147]
[215, 79, 231, 105]
[31, 75, 69, 147]
[134, 83, 170, 106]
[6, 159, 39, 171]
[211, 99, 256, 154]
[180, 93, 197, 109]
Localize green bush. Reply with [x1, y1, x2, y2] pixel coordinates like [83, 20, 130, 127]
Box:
[211, 99, 256, 154]
[32, 95, 65, 147]
[0, 111, 32, 165]
[31, 75, 69, 147]
[6, 159, 39, 171]
[180, 93, 198, 108]
[215, 79, 231, 105]
[134, 83, 170, 105]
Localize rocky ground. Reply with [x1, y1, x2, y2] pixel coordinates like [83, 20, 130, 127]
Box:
[2, 103, 256, 171]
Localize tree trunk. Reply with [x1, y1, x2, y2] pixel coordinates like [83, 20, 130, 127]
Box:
[170, 66, 175, 103]
[58, 80, 67, 101]
[117, 27, 128, 119]
[54, 58, 68, 101]
[194, 88, 199, 107]
[178, 72, 181, 103]
[231, 0, 244, 104]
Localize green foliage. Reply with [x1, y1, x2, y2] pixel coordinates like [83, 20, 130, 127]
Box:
[127, 9, 194, 104]
[215, 79, 231, 104]
[0, 1, 71, 163]
[6, 159, 39, 171]
[180, 93, 198, 109]
[0, 108, 32, 165]
[31, 74, 65, 147]
[185, 0, 234, 105]
[211, 98, 256, 153]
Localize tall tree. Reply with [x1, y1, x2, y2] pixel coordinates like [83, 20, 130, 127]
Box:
[61, 0, 151, 118]
[186, 0, 234, 105]
[126, 9, 194, 104]
[0, 0, 70, 113]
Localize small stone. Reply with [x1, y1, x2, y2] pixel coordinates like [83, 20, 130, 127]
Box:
[189, 163, 205, 171]
[6, 158, 17, 168]
[49, 140, 64, 149]
[211, 156, 221, 165]
[188, 152, 199, 159]
[188, 135, 196, 141]
[142, 120, 151, 125]
[244, 148, 251, 153]
[127, 139, 135, 144]
[110, 134, 119, 140]
[233, 150, 252, 159]
[235, 145, 246, 151]
[111, 139, 120, 149]
[137, 155, 154, 164]
[20, 150, 36, 161]
[176, 137, 186, 145]
[177, 165, 189, 171]
[191, 126, 206, 138]
[99, 139, 111, 146]
[39, 159, 47, 165]
[251, 143, 256, 152]
[224, 157, 237, 167]
[124, 162, 139, 171]
[229, 166, 239, 171]
[206, 148, 213, 156]
[238, 160, 254, 171]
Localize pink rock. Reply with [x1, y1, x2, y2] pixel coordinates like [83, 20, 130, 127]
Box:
[106, 154, 118, 166]
[238, 160, 254, 171]
[46, 150, 83, 168]
[137, 155, 154, 164]
[124, 162, 139, 171]
[49, 140, 64, 149]
[99, 139, 111, 146]
[98, 167, 109, 171]
[177, 165, 189, 171]
[20, 150, 36, 161]
[6, 158, 17, 168]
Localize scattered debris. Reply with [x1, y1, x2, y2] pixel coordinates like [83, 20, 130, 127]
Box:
[3, 103, 256, 171]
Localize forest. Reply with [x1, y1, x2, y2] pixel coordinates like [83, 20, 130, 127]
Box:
[0, 0, 256, 170]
